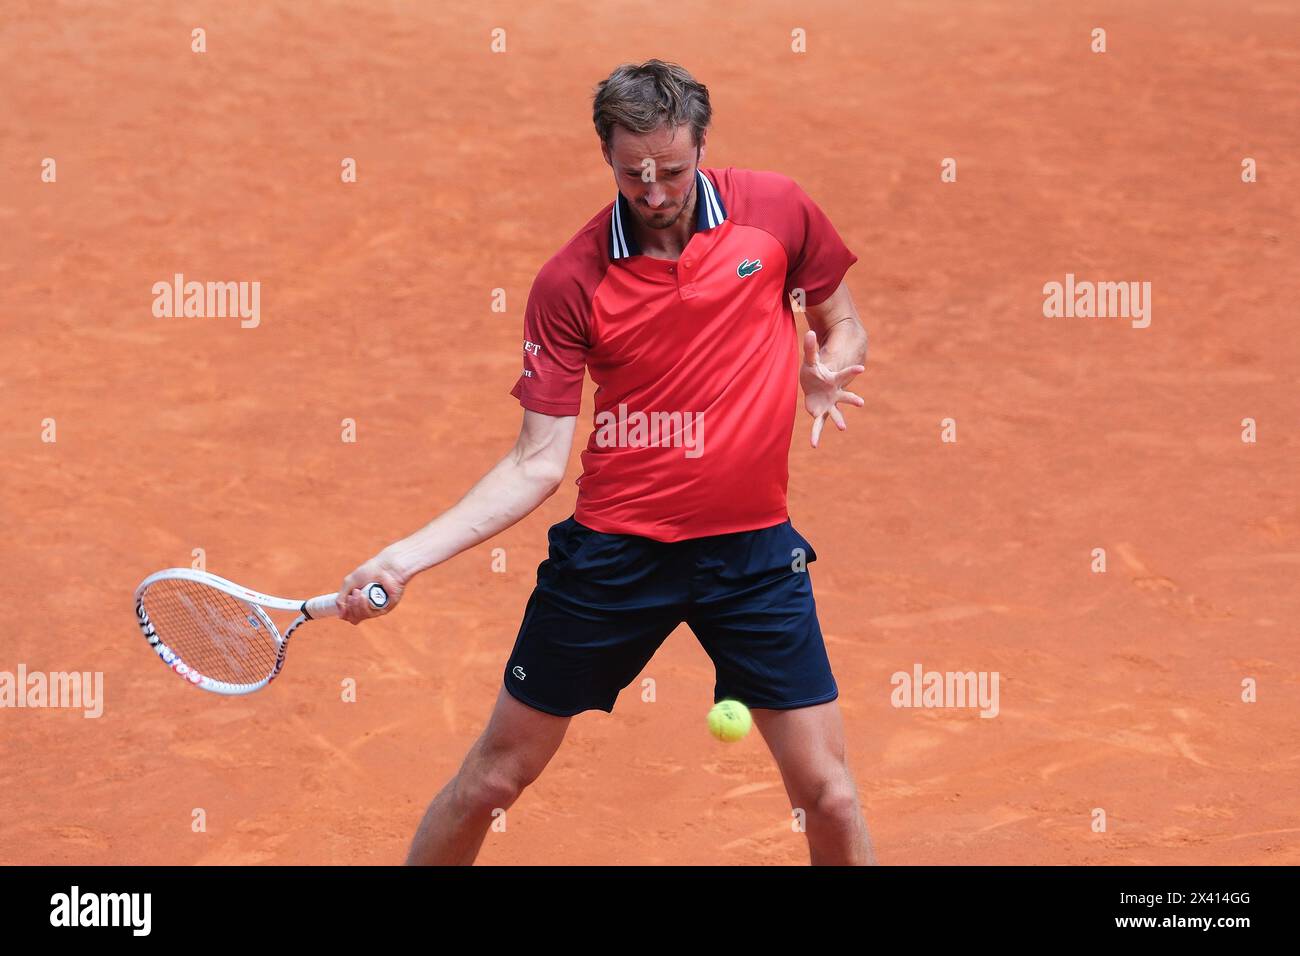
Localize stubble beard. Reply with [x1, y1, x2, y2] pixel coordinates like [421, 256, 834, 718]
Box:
[638, 175, 696, 231]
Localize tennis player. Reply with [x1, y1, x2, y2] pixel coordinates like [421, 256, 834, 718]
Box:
[338, 60, 875, 866]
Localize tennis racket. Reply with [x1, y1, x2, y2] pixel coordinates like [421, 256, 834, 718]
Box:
[134, 568, 388, 695]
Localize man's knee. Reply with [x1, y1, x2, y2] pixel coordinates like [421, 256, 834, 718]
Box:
[455, 764, 533, 815]
[456, 734, 554, 814]
[803, 774, 861, 824]
[450, 691, 568, 815]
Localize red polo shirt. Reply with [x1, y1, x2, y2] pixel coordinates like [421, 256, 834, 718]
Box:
[510, 166, 857, 542]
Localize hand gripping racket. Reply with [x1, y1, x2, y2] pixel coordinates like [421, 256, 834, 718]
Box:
[134, 568, 388, 695]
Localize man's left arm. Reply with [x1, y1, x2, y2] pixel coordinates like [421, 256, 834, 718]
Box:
[798, 279, 868, 448]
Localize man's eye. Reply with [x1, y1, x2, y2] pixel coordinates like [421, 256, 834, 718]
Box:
[626, 168, 681, 179]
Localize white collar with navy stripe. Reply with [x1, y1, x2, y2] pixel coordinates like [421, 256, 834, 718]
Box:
[609, 167, 728, 260]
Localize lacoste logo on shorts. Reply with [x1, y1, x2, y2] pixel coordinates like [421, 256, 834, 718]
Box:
[737, 258, 763, 277]
[512, 665, 526, 680]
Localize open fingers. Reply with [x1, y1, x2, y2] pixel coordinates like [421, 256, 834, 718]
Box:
[834, 364, 865, 385]
[802, 329, 820, 367]
[811, 411, 826, 448]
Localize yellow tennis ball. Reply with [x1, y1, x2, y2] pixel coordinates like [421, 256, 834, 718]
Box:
[707, 699, 752, 742]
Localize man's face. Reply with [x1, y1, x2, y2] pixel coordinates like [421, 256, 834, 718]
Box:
[603, 123, 704, 230]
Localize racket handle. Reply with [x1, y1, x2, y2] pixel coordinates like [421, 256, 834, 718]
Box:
[304, 582, 389, 619]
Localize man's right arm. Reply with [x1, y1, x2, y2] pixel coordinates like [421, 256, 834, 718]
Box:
[336, 409, 577, 623]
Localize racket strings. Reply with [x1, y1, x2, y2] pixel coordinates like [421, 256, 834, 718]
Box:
[139, 578, 281, 686]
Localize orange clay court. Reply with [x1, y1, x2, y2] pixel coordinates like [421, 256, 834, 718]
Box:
[1, 1, 1297, 865]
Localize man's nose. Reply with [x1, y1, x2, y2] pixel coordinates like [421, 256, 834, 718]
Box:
[643, 185, 667, 208]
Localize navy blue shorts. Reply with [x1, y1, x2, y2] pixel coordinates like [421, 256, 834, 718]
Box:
[502, 515, 839, 717]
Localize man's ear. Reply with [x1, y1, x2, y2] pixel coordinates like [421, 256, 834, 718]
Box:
[601, 143, 612, 168]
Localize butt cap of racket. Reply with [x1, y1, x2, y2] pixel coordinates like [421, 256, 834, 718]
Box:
[363, 583, 388, 609]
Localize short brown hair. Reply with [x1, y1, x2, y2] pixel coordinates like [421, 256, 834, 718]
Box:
[592, 59, 712, 149]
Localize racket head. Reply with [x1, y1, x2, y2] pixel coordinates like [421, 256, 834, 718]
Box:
[134, 569, 293, 695]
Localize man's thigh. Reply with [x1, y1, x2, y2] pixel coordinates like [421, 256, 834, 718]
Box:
[686, 519, 838, 709]
[503, 515, 688, 717]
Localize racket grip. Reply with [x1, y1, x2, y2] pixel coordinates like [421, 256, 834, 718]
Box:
[305, 582, 389, 619]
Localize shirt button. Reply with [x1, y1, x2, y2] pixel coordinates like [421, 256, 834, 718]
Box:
[683, 260, 693, 268]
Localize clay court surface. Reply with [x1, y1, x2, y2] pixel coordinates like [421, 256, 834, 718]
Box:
[2, 1, 1297, 865]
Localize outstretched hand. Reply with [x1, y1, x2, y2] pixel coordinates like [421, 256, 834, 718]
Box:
[799, 329, 865, 448]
